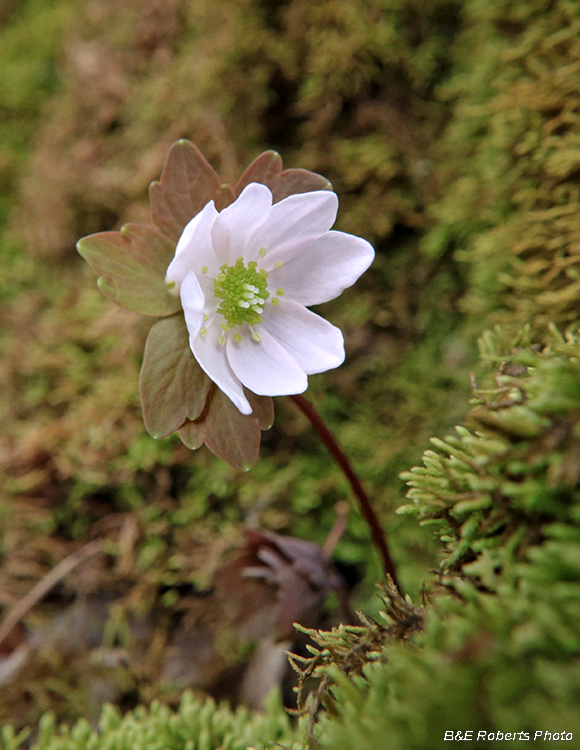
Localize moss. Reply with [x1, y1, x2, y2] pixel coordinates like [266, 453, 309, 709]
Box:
[300, 329, 580, 748]
[399, 327, 580, 582]
[0, 690, 296, 750]
[426, 0, 580, 334]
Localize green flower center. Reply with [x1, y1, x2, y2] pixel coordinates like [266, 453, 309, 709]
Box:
[213, 258, 269, 329]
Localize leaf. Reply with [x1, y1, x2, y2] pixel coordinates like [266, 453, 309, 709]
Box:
[204, 389, 262, 471]
[235, 150, 284, 193]
[140, 315, 211, 439]
[246, 389, 275, 430]
[234, 150, 332, 204]
[77, 224, 180, 317]
[177, 387, 274, 470]
[273, 167, 332, 202]
[213, 530, 339, 640]
[177, 417, 206, 451]
[149, 140, 222, 243]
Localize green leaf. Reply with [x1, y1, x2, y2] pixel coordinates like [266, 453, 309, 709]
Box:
[77, 224, 180, 317]
[177, 387, 274, 470]
[234, 150, 332, 203]
[140, 315, 211, 439]
[149, 139, 222, 243]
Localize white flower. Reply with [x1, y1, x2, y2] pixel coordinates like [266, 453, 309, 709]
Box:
[165, 183, 374, 415]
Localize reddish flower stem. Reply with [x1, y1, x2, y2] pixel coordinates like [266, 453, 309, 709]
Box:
[290, 394, 402, 595]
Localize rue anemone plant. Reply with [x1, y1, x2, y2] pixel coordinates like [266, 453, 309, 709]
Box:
[77, 141, 400, 590]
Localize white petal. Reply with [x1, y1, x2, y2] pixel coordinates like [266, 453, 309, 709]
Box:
[166, 201, 220, 287]
[180, 271, 206, 339]
[189, 314, 252, 416]
[267, 230, 375, 306]
[226, 327, 308, 397]
[211, 183, 272, 265]
[249, 190, 338, 260]
[261, 299, 344, 375]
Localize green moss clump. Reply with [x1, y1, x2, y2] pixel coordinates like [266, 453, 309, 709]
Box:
[301, 329, 580, 748]
[315, 581, 580, 749]
[399, 327, 580, 587]
[426, 0, 580, 334]
[0, 690, 296, 750]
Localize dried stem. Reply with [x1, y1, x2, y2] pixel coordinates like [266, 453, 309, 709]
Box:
[290, 394, 402, 594]
[0, 540, 102, 650]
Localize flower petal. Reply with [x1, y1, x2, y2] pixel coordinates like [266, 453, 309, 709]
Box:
[226, 327, 308, 397]
[166, 200, 219, 287]
[250, 190, 338, 260]
[261, 299, 344, 375]
[189, 312, 252, 416]
[180, 271, 206, 339]
[266, 230, 375, 306]
[211, 183, 272, 264]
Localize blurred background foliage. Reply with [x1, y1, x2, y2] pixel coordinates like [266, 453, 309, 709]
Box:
[0, 0, 579, 744]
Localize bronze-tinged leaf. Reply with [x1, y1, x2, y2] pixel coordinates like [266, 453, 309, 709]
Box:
[176, 387, 271, 469]
[77, 225, 181, 317]
[214, 530, 340, 640]
[213, 183, 236, 212]
[234, 150, 332, 204]
[246, 391, 274, 431]
[235, 151, 283, 195]
[149, 140, 222, 243]
[273, 168, 332, 202]
[177, 418, 206, 450]
[204, 389, 263, 471]
[140, 315, 212, 438]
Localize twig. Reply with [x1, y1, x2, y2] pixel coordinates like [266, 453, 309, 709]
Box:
[290, 394, 402, 594]
[0, 540, 103, 649]
[322, 500, 349, 558]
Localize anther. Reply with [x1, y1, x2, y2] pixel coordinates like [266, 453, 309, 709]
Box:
[200, 327, 208, 337]
[233, 333, 242, 343]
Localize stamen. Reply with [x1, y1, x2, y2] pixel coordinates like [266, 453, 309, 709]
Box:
[276, 288, 285, 296]
[212, 257, 270, 328]
[251, 331, 262, 342]
[220, 322, 229, 331]
[203, 314, 209, 322]
[233, 333, 242, 343]
[274, 261, 284, 269]
[201, 265, 208, 274]
[218, 334, 226, 345]
[259, 247, 267, 258]
[271, 298, 279, 306]
[200, 327, 208, 337]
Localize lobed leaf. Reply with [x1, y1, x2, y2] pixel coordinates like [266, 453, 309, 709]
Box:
[139, 315, 211, 439]
[77, 224, 180, 317]
[177, 387, 274, 471]
[149, 139, 222, 243]
[234, 150, 332, 203]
